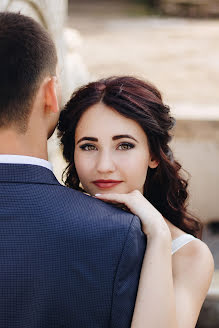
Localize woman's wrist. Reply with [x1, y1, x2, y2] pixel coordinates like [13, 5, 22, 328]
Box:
[145, 219, 172, 243]
[146, 231, 172, 254]
[142, 214, 171, 239]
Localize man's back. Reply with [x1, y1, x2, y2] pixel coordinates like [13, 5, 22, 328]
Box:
[0, 163, 146, 328]
[0, 12, 145, 327]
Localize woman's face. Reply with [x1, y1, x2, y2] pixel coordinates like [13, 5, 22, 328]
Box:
[74, 103, 158, 196]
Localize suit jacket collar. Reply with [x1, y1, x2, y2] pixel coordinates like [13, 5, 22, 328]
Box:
[0, 163, 60, 186]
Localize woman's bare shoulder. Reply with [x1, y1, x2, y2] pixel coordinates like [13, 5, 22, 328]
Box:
[165, 218, 214, 284]
[172, 237, 214, 289]
[173, 234, 213, 261]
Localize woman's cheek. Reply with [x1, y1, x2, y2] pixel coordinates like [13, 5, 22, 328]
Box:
[75, 153, 88, 180]
[126, 154, 149, 190]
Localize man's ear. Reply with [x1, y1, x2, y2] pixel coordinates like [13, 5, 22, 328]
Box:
[44, 76, 59, 114]
[149, 156, 159, 169]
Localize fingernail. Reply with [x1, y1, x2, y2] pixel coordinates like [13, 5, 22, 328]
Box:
[95, 194, 101, 196]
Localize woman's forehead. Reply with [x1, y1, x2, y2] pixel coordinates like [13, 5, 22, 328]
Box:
[75, 103, 147, 139]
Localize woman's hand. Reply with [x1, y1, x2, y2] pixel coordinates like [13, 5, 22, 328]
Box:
[96, 191, 214, 328]
[95, 190, 170, 238]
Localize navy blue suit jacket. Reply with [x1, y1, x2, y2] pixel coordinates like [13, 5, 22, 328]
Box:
[0, 163, 146, 328]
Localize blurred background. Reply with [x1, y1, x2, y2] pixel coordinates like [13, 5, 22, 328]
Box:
[1, 0, 218, 326]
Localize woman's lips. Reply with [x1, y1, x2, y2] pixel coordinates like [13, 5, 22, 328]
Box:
[92, 180, 122, 189]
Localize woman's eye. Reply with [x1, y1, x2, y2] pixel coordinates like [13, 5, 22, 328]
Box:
[79, 144, 97, 151]
[117, 143, 135, 150]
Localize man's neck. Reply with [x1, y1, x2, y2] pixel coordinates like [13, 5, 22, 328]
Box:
[0, 129, 48, 160]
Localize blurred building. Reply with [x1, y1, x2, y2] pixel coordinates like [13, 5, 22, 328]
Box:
[68, 0, 219, 17]
[160, 0, 219, 17]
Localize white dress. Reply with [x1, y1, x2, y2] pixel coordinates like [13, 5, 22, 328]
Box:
[171, 234, 196, 255]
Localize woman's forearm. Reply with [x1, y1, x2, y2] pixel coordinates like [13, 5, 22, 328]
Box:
[131, 232, 178, 328]
[95, 191, 179, 327]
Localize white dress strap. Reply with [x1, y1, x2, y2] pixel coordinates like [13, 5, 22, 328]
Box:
[171, 234, 196, 255]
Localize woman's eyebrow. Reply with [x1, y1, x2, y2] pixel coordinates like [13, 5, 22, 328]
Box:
[77, 137, 98, 144]
[112, 135, 138, 142]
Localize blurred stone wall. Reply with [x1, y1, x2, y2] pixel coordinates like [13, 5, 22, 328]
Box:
[172, 119, 219, 224]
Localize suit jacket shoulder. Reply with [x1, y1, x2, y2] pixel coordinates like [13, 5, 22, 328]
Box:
[0, 163, 146, 328]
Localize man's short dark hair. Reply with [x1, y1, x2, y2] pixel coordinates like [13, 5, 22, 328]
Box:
[0, 12, 58, 132]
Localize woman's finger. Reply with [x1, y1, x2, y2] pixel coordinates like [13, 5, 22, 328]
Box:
[94, 191, 143, 213]
[94, 193, 130, 205]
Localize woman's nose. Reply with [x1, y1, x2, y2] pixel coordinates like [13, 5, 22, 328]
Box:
[96, 151, 116, 174]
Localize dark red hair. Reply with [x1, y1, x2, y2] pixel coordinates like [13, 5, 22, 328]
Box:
[58, 76, 202, 238]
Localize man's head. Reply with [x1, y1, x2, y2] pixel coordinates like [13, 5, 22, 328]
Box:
[0, 11, 59, 135]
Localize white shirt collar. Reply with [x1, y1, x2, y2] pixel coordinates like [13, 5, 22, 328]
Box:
[0, 155, 53, 171]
